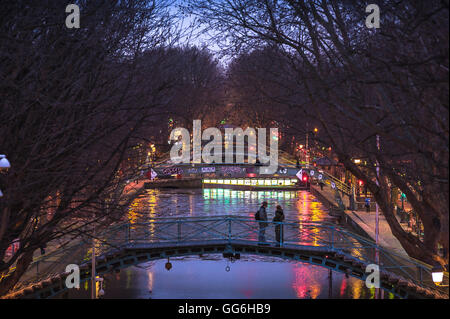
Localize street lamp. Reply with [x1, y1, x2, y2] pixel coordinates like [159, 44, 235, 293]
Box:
[432, 264, 448, 287]
[0, 154, 10, 198]
[0, 154, 10, 169]
[165, 258, 172, 271]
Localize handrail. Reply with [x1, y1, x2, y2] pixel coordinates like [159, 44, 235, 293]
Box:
[5, 216, 448, 298]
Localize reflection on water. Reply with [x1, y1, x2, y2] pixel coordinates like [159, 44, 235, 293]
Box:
[65, 255, 391, 299]
[64, 188, 394, 299]
[128, 188, 333, 223]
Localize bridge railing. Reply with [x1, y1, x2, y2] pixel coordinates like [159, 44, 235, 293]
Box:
[6, 216, 448, 297]
[94, 216, 445, 293]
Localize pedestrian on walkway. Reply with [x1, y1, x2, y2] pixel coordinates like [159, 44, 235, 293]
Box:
[256, 201, 268, 243]
[319, 180, 325, 190]
[365, 197, 371, 212]
[273, 205, 285, 246]
[40, 243, 46, 255]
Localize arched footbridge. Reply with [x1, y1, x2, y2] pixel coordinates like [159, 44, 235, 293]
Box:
[3, 216, 448, 299]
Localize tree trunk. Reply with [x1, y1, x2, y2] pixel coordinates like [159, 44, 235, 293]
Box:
[0, 250, 34, 297]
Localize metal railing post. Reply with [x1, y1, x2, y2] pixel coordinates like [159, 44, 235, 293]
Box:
[330, 226, 334, 249]
[126, 224, 130, 243]
[228, 218, 232, 242]
[419, 266, 423, 285]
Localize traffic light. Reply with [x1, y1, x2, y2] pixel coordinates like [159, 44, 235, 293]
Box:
[358, 180, 364, 186]
[302, 172, 309, 182]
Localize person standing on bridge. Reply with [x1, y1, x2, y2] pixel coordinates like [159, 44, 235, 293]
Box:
[273, 205, 285, 247]
[256, 201, 268, 244]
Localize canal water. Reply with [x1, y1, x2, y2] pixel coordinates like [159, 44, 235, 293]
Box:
[64, 188, 392, 299]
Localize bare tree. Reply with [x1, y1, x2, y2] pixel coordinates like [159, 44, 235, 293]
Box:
[0, 0, 179, 295]
[187, 0, 449, 266]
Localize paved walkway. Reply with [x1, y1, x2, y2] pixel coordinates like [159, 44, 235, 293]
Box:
[311, 184, 408, 257]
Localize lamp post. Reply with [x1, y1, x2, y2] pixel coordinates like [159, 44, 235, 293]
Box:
[305, 126, 318, 166]
[91, 226, 96, 299]
[375, 135, 381, 299]
[305, 124, 309, 165]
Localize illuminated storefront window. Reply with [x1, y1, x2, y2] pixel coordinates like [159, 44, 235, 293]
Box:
[204, 177, 298, 188]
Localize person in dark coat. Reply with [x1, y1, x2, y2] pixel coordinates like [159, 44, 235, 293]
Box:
[318, 180, 325, 190]
[40, 243, 46, 255]
[257, 201, 268, 243]
[273, 205, 285, 246]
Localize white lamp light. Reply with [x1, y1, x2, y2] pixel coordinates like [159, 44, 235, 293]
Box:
[0, 155, 11, 169]
[432, 265, 444, 285]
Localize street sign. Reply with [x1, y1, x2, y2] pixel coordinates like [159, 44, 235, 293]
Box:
[201, 167, 215, 173]
[296, 169, 303, 180]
